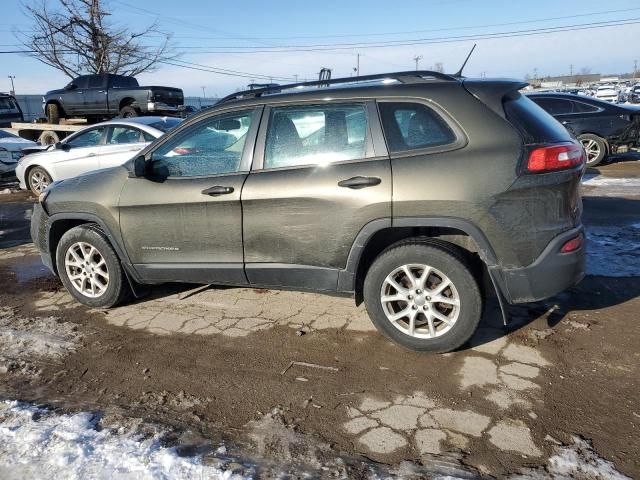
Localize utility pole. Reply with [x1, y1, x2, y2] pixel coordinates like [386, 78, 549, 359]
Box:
[7, 75, 15, 95]
[569, 64, 573, 84]
[634, 60, 638, 82]
[355, 53, 361, 77]
[294, 74, 299, 83]
[201, 86, 206, 98]
[413, 55, 423, 71]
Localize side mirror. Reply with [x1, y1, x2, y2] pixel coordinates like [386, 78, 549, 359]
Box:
[54, 142, 62, 150]
[132, 155, 147, 177]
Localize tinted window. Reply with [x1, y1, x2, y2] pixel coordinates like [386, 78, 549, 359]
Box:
[504, 93, 572, 144]
[379, 102, 456, 153]
[66, 127, 106, 148]
[73, 76, 89, 89]
[142, 131, 156, 142]
[572, 101, 600, 113]
[150, 109, 254, 177]
[87, 75, 104, 89]
[264, 103, 367, 169]
[0, 97, 19, 113]
[110, 76, 138, 88]
[531, 98, 573, 115]
[107, 126, 142, 144]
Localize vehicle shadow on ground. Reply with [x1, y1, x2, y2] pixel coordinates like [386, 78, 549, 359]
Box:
[466, 275, 640, 350]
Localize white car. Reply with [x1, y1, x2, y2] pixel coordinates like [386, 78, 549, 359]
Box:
[0, 130, 37, 177]
[594, 85, 619, 103]
[16, 116, 181, 195]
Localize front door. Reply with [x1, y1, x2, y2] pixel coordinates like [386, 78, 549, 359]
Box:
[118, 107, 262, 285]
[99, 125, 149, 169]
[241, 101, 391, 291]
[52, 126, 106, 179]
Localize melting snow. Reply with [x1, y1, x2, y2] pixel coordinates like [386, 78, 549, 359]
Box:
[586, 224, 640, 277]
[0, 401, 244, 480]
[582, 174, 640, 197]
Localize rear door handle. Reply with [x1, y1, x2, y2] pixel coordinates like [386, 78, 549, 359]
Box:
[202, 185, 234, 196]
[338, 176, 381, 189]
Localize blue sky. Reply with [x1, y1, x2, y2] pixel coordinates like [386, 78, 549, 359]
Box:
[2, 0, 640, 95]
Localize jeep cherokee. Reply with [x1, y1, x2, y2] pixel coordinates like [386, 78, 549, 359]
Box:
[30, 71, 586, 353]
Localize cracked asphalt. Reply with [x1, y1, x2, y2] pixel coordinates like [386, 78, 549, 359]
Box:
[0, 161, 639, 477]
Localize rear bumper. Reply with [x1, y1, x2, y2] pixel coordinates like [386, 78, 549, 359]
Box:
[146, 102, 184, 114]
[30, 203, 55, 274]
[493, 226, 585, 304]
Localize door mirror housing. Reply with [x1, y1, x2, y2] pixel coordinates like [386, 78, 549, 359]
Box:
[131, 155, 147, 177]
[55, 142, 71, 151]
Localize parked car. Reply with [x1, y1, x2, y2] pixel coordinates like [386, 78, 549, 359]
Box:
[0, 130, 37, 177]
[16, 116, 181, 194]
[30, 71, 586, 353]
[43, 74, 184, 124]
[594, 85, 619, 103]
[0, 93, 24, 127]
[527, 92, 640, 166]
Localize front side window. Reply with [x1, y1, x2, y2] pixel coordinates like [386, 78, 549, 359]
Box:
[88, 76, 103, 89]
[379, 102, 456, 153]
[66, 127, 106, 148]
[264, 103, 368, 169]
[107, 126, 143, 144]
[150, 109, 254, 177]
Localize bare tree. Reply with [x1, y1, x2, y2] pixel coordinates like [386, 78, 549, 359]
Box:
[16, 0, 175, 78]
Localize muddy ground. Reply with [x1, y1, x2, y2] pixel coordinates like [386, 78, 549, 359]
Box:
[0, 160, 638, 478]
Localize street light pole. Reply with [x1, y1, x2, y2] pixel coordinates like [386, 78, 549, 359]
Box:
[8, 75, 15, 95]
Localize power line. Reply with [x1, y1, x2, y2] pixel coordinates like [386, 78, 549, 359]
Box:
[157, 18, 640, 54]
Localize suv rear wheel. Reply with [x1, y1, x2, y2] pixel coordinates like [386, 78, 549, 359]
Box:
[363, 242, 482, 353]
[56, 225, 129, 308]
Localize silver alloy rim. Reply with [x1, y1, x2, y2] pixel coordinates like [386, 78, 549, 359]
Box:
[580, 139, 600, 163]
[30, 170, 49, 193]
[380, 264, 460, 339]
[64, 242, 109, 298]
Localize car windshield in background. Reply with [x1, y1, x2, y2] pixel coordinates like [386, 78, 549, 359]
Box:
[147, 118, 182, 132]
[0, 97, 19, 113]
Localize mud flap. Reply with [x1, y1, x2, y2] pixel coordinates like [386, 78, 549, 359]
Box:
[488, 269, 509, 326]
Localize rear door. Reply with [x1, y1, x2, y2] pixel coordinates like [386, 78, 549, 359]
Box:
[64, 76, 89, 115]
[99, 125, 149, 169]
[241, 100, 391, 291]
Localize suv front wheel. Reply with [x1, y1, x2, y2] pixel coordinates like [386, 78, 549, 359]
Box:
[364, 242, 482, 353]
[56, 225, 129, 308]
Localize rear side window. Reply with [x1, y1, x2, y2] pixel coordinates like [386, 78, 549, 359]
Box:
[264, 103, 368, 169]
[573, 101, 600, 113]
[504, 93, 573, 144]
[531, 98, 573, 115]
[378, 102, 456, 153]
[110, 76, 138, 88]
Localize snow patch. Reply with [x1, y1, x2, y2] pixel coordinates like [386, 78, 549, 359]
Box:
[581, 175, 640, 197]
[516, 435, 631, 479]
[586, 226, 640, 277]
[0, 401, 243, 480]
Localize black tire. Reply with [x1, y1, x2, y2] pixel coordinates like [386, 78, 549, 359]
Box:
[56, 225, 129, 308]
[119, 105, 138, 118]
[363, 241, 482, 353]
[27, 166, 52, 196]
[46, 103, 61, 124]
[578, 134, 607, 167]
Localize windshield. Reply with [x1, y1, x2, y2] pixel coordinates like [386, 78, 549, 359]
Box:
[0, 97, 20, 113]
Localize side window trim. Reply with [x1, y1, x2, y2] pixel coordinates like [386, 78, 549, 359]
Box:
[375, 98, 467, 159]
[252, 100, 377, 172]
[145, 106, 263, 179]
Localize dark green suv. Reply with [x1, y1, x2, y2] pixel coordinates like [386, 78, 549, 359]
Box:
[30, 71, 586, 352]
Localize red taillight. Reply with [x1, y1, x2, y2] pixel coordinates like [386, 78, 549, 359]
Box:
[527, 143, 584, 173]
[560, 233, 584, 253]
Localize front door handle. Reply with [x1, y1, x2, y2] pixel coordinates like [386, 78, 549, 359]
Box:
[338, 176, 381, 189]
[202, 185, 234, 196]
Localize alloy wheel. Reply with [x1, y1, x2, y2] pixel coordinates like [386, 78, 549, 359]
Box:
[30, 171, 50, 194]
[380, 264, 460, 339]
[580, 138, 600, 163]
[64, 241, 109, 298]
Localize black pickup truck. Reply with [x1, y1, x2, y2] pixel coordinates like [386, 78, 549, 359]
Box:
[43, 74, 184, 124]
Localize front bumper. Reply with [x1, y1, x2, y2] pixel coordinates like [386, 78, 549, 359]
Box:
[30, 202, 55, 274]
[493, 226, 586, 304]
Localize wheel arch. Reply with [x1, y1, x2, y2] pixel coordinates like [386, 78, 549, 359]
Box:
[338, 217, 500, 304]
[118, 97, 138, 111]
[45, 100, 66, 117]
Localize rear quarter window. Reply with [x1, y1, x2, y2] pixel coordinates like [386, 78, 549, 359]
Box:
[378, 102, 457, 154]
[505, 93, 573, 144]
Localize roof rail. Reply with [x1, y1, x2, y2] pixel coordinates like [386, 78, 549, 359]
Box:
[216, 70, 460, 105]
